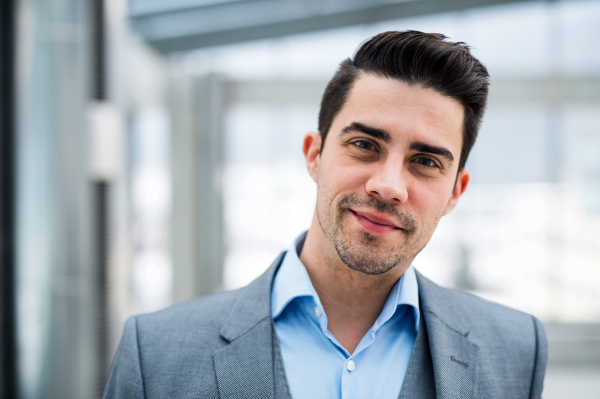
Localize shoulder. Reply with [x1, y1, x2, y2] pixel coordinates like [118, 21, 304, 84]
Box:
[416, 271, 546, 347]
[126, 287, 256, 395]
[106, 255, 283, 398]
[105, 289, 249, 398]
[416, 271, 548, 397]
[133, 285, 248, 345]
[132, 251, 283, 347]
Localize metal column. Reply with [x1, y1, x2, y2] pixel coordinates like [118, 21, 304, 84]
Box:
[171, 74, 225, 302]
[14, 0, 95, 397]
[0, 0, 17, 397]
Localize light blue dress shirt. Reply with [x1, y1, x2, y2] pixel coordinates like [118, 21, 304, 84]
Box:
[271, 232, 420, 399]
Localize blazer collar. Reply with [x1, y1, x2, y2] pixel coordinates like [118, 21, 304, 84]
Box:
[416, 271, 470, 336]
[216, 255, 480, 399]
[219, 254, 462, 343]
[214, 252, 286, 399]
[219, 252, 285, 342]
[416, 270, 480, 399]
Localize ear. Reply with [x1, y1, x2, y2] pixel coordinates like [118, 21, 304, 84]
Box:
[303, 131, 322, 183]
[443, 168, 470, 216]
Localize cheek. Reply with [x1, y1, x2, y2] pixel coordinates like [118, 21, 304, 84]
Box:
[408, 179, 453, 220]
[319, 155, 372, 194]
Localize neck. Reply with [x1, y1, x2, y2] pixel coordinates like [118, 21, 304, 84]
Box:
[299, 212, 411, 354]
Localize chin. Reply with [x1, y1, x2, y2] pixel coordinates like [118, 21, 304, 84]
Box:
[340, 251, 404, 275]
[334, 233, 408, 275]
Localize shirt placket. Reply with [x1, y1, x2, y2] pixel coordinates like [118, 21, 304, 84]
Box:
[339, 327, 377, 399]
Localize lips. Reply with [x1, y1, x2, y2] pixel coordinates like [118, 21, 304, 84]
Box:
[349, 209, 402, 234]
[351, 209, 399, 228]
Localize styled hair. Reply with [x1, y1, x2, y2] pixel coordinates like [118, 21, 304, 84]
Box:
[318, 30, 489, 170]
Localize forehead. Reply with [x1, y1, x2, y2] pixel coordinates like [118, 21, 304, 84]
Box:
[332, 74, 464, 153]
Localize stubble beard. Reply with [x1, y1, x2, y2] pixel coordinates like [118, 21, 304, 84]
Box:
[317, 193, 422, 275]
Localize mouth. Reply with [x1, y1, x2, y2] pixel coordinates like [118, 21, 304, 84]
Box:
[349, 209, 402, 235]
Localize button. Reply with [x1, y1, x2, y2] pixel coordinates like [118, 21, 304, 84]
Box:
[315, 307, 322, 317]
[346, 360, 355, 371]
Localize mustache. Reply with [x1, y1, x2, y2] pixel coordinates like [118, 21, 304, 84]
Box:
[338, 194, 417, 234]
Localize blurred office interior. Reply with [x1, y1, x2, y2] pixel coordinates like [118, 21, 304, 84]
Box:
[1, 0, 599, 398]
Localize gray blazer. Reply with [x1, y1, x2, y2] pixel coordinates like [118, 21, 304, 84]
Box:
[104, 253, 547, 399]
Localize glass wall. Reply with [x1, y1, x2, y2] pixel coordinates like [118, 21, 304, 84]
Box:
[175, 0, 600, 323]
[12, 0, 171, 397]
[170, 1, 600, 396]
[9, 0, 600, 397]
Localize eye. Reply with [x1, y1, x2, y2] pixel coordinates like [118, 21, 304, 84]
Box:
[351, 140, 376, 151]
[414, 156, 440, 168]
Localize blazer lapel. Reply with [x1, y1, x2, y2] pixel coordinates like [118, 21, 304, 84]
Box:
[398, 311, 436, 399]
[416, 271, 480, 399]
[213, 253, 285, 399]
[212, 257, 480, 399]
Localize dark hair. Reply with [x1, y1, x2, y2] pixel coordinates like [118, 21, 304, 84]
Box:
[318, 30, 489, 171]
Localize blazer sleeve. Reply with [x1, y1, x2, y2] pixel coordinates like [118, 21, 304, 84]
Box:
[529, 316, 548, 399]
[103, 316, 145, 399]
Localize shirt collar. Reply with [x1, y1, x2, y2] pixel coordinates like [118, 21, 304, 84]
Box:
[272, 231, 318, 320]
[271, 231, 420, 332]
[376, 258, 420, 332]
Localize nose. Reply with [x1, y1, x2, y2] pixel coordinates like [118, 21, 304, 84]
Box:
[365, 156, 408, 203]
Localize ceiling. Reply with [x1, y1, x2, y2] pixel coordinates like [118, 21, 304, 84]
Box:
[128, 0, 541, 53]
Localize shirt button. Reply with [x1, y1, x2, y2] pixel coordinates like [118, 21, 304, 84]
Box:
[346, 360, 356, 371]
[315, 307, 322, 317]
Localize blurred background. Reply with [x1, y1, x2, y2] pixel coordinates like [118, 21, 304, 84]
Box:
[1, 0, 599, 398]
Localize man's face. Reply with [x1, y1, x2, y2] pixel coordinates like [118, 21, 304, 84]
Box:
[305, 74, 469, 275]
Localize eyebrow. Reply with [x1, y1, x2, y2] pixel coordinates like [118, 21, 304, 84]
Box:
[341, 121, 455, 165]
[409, 142, 455, 164]
[340, 122, 391, 143]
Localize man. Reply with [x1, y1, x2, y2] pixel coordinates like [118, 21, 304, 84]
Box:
[104, 31, 547, 399]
